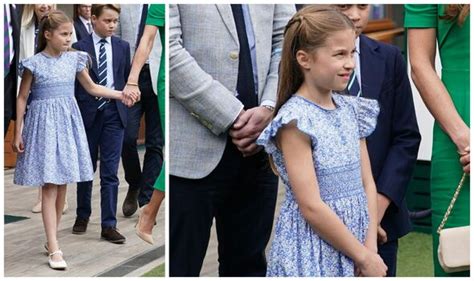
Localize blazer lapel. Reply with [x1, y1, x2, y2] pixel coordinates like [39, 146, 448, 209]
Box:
[111, 37, 120, 83]
[85, 35, 99, 78]
[216, 4, 239, 45]
[360, 35, 385, 100]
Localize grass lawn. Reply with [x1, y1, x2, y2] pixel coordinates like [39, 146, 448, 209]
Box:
[397, 231, 434, 277]
[143, 263, 165, 277]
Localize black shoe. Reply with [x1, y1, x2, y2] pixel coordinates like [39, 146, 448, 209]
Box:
[72, 217, 89, 234]
[101, 227, 126, 244]
[122, 188, 140, 217]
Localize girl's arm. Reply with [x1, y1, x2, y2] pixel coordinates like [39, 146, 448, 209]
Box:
[13, 69, 33, 153]
[278, 123, 386, 277]
[76, 68, 132, 103]
[360, 139, 378, 252]
[408, 28, 469, 152]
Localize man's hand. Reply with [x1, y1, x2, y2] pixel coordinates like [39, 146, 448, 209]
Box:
[377, 225, 388, 245]
[229, 106, 273, 157]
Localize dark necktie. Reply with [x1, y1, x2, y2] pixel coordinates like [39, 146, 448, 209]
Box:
[87, 22, 92, 34]
[231, 4, 256, 109]
[348, 71, 361, 97]
[4, 5, 11, 77]
[136, 4, 148, 49]
[97, 38, 108, 110]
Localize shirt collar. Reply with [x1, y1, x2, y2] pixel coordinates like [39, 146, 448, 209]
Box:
[79, 16, 91, 26]
[355, 36, 360, 54]
[92, 31, 111, 45]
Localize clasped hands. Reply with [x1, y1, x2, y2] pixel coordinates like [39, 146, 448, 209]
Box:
[121, 84, 141, 107]
[229, 106, 274, 157]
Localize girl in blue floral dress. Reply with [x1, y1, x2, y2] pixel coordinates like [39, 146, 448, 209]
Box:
[257, 7, 387, 277]
[12, 11, 136, 270]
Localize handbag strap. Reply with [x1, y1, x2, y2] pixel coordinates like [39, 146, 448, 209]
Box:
[437, 172, 468, 234]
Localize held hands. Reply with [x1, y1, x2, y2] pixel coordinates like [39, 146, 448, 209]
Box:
[12, 135, 25, 153]
[121, 84, 141, 107]
[229, 106, 274, 157]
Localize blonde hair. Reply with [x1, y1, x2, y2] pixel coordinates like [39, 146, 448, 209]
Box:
[21, 4, 57, 28]
[275, 6, 355, 114]
[36, 10, 73, 54]
[440, 4, 470, 26]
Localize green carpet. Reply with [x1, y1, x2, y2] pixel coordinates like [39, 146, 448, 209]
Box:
[143, 263, 165, 277]
[5, 215, 29, 224]
[397, 232, 434, 277]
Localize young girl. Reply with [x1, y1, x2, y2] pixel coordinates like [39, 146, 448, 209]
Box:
[257, 7, 387, 277]
[12, 10, 136, 270]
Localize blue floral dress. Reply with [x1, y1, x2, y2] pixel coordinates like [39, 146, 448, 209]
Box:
[14, 51, 94, 186]
[256, 94, 379, 277]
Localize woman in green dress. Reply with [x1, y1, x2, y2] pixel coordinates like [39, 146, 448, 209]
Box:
[405, 4, 470, 277]
[123, 4, 166, 245]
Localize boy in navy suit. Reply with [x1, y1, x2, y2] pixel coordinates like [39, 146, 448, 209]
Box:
[73, 4, 131, 244]
[333, 4, 421, 276]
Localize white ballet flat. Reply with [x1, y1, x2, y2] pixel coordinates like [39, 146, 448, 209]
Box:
[48, 250, 67, 270]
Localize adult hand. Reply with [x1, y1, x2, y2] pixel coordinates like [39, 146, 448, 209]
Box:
[459, 146, 470, 174]
[356, 250, 387, 277]
[229, 106, 273, 157]
[121, 93, 135, 107]
[377, 225, 388, 245]
[12, 135, 25, 153]
[123, 84, 141, 103]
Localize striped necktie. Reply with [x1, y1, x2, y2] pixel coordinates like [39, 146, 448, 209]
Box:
[97, 38, 108, 110]
[4, 5, 11, 77]
[348, 71, 361, 97]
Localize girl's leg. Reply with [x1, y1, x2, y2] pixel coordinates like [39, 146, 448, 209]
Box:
[32, 187, 42, 213]
[139, 190, 165, 234]
[42, 184, 62, 262]
[55, 185, 67, 230]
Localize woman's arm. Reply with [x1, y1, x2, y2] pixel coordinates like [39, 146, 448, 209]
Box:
[408, 28, 469, 152]
[360, 139, 378, 251]
[76, 68, 135, 104]
[13, 69, 33, 153]
[123, 25, 158, 96]
[278, 124, 386, 276]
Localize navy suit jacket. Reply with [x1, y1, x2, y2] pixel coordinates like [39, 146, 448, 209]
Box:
[73, 18, 90, 42]
[73, 34, 130, 129]
[358, 35, 421, 242]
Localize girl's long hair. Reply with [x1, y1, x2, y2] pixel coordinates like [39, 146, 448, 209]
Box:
[36, 10, 73, 54]
[275, 6, 355, 115]
[440, 4, 470, 26]
[21, 4, 57, 28]
[268, 6, 355, 174]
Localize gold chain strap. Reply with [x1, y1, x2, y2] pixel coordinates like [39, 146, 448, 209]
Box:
[437, 173, 468, 234]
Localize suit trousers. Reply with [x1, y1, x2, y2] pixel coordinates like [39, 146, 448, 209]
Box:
[378, 239, 398, 277]
[4, 67, 16, 136]
[170, 139, 278, 277]
[77, 102, 124, 228]
[121, 64, 163, 206]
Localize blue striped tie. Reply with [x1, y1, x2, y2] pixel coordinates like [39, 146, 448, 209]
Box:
[97, 38, 108, 110]
[348, 71, 361, 97]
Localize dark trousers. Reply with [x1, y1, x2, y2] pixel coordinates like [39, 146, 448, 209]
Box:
[170, 141, 278, 277]
[4, 68, 16, 136]
[378, 239, 398, 277]
[77, 102, 124, 228]
[121, 64, 163, 206]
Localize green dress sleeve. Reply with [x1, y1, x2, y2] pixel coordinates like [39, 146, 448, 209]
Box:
[404, 4, 438, 28]
[147, 4, 166, 192]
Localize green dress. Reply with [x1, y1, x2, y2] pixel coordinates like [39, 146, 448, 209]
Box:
[146, 4, 166, 192]
[405, 4, 470, 277]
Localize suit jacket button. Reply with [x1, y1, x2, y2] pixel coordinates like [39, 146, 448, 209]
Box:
[95, 97, 99, 100]
[229, 51, 239, 60]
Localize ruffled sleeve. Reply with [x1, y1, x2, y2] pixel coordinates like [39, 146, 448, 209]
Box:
[18, 56, 36, 77]
[256, 105, 316, 155]
[354, 97, 379, 138]
[76, 51, 90, 72]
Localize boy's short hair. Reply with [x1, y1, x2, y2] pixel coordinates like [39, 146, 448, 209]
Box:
[91, 4, 121, 17]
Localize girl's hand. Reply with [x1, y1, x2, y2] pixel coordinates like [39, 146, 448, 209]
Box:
[356, 250, 387, 277]
[12, 135, 25, 153]
[120, 94, 134, 108]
